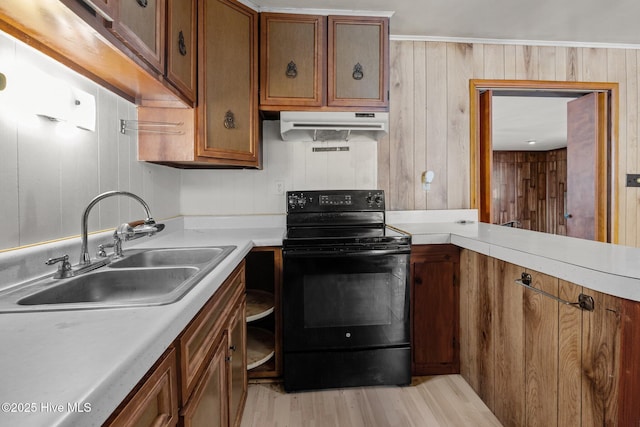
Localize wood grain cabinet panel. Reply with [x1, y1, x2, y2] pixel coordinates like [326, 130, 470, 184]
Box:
[411, 245, 460, 375]
[227, 299, 247, 427]
[105, 348, 179, 427]
[327, 16, 389, 108]
[137, 0, 260, 167]
[166, 0, 196, 101]
[196, 0, 260, 167]
[260, 13, 325, 107]
[109, 0, 166, 74]
[259, 14, 388, 111]
[459, 249, 634, 427]
[181, 334, 228, 427]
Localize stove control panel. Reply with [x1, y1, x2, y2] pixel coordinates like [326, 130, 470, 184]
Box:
[287, 190, 385, 212]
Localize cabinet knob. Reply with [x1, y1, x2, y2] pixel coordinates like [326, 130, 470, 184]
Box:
[178, 31, 187, 56]
[136, 0, 148, 7]
[229, 345, 237, 352]
[352, 63, 364, 80]
[286, 61, 298, 78]
[224, 111, 235, 129]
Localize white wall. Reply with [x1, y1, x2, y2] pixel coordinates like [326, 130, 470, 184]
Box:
[0, 31, 181, 251]
[179, 120, 379, 215]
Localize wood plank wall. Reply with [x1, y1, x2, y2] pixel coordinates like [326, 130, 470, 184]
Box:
[379, 41, 639, 246]
[492, 149, 567, 234]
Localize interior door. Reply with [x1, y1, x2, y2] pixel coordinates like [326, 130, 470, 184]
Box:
[566, 92, 608, 241]
[478, 90, 493, 224]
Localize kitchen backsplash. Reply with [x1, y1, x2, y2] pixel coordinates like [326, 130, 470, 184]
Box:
[0, 31, 181, 252]
[179, 120, 378, 215]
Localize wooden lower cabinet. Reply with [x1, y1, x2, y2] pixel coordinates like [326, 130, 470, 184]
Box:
[459, 249, 635, 427]
[105, 348, 179, 427]
[106, 261, 247, 427]
[410, 244, 460, 375]
[181, 334, 228, 427]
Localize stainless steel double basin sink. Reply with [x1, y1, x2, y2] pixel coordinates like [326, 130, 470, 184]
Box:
[0, 246, 236, 313]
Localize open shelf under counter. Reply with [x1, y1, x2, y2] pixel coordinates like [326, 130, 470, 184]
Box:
[247, 327, 275, 371]
[246, 290, 275, 323]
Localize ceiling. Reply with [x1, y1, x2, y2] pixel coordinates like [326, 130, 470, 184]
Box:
[492, 96, 577, 151]
[252, 0, 640, 46]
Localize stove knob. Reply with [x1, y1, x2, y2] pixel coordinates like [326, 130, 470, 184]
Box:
[366, 194, 374, 205]
[374, 193, 383, 206]
[288, 195, 298, 209]
[297, 197, 306, 207]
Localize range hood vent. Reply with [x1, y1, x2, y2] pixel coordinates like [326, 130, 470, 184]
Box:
[280, 111, 389, 141]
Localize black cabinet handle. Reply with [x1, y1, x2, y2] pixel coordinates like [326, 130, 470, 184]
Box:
[178, 30, 187, 56]
[286, 61, 297, 78]
[136, 0, 148, 7]
[224, 111, 235, 129]
[352, 63, 364, 80]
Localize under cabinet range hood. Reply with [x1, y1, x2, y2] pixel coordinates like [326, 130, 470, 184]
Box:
[280, 111, 389, 142]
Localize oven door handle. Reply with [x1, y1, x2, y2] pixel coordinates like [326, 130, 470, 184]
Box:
[283, 248, 411, 257]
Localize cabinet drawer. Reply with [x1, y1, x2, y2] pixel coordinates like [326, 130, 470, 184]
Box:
[106, 348, 179, 427]
[178, 262, 245, 403]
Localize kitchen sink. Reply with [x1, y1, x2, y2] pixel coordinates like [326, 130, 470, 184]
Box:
[0, 245, 236, 313]
[18, 268, 198, 305]
[109, 247, 231, 268]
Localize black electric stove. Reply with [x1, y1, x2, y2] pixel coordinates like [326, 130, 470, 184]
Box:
[282, 190, 412, 392]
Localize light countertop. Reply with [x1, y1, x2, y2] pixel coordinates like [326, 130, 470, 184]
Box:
[2, 211, 640, 426]
[0, 219, 284, 427]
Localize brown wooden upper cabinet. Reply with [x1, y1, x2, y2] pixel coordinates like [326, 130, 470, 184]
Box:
[166, 0, 197, 101]
[259, 14, 389, 111]
[137, 0, 260, 168]
[108, 0, 167, 75]
[196, 0, 260, 167]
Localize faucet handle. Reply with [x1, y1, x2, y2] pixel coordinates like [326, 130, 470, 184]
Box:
[45, 255, 74, 279]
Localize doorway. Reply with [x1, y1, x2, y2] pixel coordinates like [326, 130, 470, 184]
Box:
[469, 80, 619, 243]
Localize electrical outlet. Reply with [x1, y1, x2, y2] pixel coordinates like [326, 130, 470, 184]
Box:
[275, 180, 285, 195]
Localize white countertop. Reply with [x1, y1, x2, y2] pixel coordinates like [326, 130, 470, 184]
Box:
[387, 210, 640, 302]
[2, 210, 640, 426]
[0, 219, 284, 427]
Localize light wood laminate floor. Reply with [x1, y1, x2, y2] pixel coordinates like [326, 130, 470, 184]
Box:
[241, 375, 502, 426]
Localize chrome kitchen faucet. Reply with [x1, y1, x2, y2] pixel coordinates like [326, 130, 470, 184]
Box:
[46, 191, 164, 279]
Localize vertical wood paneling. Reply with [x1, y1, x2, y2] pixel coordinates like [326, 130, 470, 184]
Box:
[558, 280, 583, 426]
[413, 42, 427, 209]
[493, 260, 525, 427]
[459, 249, 472, 384]
[483, 45, 505, 79]
[446, 43, 473, 209]
[425, 42, 449, 209]
[385, 40, 635, 246]
[524, 270, 558, 427]
[538, 46, 557, 80]
[623, 50, 638, 246]
[581, 290, 622, 426]
[389, 41, 414, 210]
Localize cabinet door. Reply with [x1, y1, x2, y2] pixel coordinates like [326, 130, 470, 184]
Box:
[260, 13, 325, 108]
[197, 0, 260, 167]
[228, 298, 247, 427]
[327, 16, 389, 109]
[84, 0, 116, 20]
[411, 245, 459, 375]
[181, 335, 228, 427]
[166, 0, 196, 102]
[110, 0, 166, 73]
[107, 349, 179, 427]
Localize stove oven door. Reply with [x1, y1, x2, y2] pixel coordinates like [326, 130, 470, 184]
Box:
[282, 248, 410, 352]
